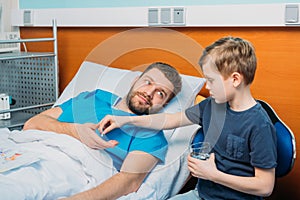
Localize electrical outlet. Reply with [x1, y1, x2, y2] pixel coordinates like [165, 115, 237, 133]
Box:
[148, 8, 159, 24]
[285, 4, 299, 23]
[161, 8, 171, 24]
[7, 32, 19, 40]
[174, 8, 185, 24]
[0, 32, 20, 53]
[24, 10, 34, 26]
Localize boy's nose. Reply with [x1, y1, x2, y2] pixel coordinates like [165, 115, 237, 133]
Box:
[205, 83, 210, 90]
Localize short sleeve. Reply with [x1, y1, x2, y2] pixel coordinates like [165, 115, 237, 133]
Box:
[129, 130, 168, 163]
[250, 123, 277, 169]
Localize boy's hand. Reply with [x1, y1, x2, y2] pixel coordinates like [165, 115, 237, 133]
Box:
[188, 153, 217, 180]
[75, 123, 118, 149]
[98, 115, 127, 135]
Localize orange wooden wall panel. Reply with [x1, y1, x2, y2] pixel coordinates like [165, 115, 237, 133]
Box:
[20, 27, 300, 199]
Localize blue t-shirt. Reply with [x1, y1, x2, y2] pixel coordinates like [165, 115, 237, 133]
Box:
[185, 97, 277, 200]
[57, 89, 168, 170]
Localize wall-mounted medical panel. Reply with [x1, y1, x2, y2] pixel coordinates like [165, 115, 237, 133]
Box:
[11, 4, 300, 27]
[148, 7, 185, 26]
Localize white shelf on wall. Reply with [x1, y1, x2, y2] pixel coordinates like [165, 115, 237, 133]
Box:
[10, 3, 300, 27]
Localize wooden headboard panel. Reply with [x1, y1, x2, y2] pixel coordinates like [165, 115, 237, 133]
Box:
[85, 27, 203, 74]
[20, 26, 300, 199]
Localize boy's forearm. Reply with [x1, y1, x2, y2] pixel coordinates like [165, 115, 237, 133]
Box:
[128, 114, 167, 130]
[129, 112, 191, 130]
[212, 168, 275, 197]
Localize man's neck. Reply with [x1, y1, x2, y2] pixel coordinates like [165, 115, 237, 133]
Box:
[114, 98, 133, 114]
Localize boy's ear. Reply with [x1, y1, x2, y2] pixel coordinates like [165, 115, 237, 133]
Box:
[231, 72, 243, 87]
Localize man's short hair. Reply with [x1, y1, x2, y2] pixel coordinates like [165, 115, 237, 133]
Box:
[141, 62, 182, 100]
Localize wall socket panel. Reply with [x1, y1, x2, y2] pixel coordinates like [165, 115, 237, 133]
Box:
[285, 4, 299, 24]
[23, 10, 34, 26]
[148, 7, 185, 26]
[0, 32, 20, 53]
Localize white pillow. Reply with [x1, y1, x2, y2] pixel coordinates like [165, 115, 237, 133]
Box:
[55, 61, 206, 114]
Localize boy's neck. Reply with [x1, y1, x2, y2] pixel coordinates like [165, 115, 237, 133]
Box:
[228, 86, 256, 111]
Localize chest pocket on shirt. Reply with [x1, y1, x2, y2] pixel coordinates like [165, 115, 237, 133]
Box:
[226, 134, 245, 159]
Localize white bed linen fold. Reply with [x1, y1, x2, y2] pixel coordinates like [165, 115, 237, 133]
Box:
[0, 123, 198, 200]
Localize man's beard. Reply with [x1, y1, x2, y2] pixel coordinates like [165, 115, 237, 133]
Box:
[126, 91, 153, 115]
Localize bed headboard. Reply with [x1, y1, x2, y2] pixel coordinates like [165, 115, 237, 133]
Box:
[84, 27, 209, 97]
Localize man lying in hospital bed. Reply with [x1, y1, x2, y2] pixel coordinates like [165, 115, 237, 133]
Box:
[0, 61, 205, 200]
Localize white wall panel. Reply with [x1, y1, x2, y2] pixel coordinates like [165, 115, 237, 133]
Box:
[11, 4, 300, 27]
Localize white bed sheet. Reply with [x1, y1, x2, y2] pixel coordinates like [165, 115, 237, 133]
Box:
[0, 124, 198, 200]
[0, 128, 115, 200]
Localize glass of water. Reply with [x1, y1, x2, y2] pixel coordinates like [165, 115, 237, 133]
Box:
[190, 142, 211, 160]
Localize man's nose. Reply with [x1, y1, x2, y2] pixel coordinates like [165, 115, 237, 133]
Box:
[145, 85, 156, 98]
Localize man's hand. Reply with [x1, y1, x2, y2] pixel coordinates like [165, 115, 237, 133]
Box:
[74, 123, 118, 149]
[98, 115, 128, 135]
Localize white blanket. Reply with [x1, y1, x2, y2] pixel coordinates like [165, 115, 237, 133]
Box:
[0, 125, 198, 200]
[0, 128, 115, 200]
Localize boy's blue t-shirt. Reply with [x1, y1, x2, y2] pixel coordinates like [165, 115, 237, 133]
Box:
[185, 97, 277, 200]
[57, 89, 168, 170]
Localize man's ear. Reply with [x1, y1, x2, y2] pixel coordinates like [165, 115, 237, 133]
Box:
[162, 102, 168, 108]
[231, 72, 243, 88]
[163, 93, 175, 107]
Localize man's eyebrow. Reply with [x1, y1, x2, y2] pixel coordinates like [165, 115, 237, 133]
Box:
[142, 75, 153, 80]
[144, 75, 168, 96]
[142, 75, 157, 83]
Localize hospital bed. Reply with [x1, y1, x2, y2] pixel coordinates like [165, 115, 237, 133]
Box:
[0, 60, 206, 199]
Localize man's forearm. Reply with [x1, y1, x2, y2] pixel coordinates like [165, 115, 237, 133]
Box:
[65, 172, 146, 200]
[23, 113, 79, 139]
